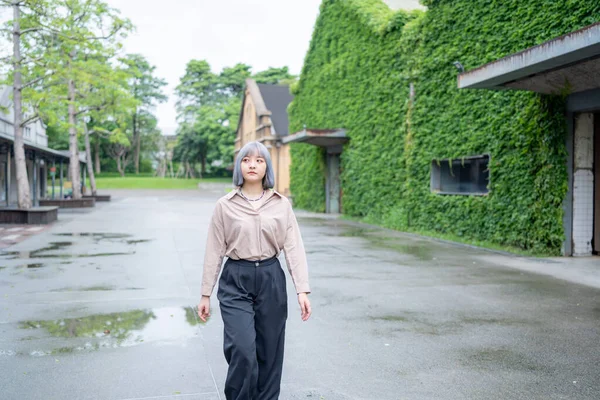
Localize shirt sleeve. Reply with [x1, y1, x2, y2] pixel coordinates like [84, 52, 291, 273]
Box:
[201, 201, 227, 297]
[283, 202, 311, 294]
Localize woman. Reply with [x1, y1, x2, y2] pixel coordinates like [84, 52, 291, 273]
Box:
[198, 141, 311, 400]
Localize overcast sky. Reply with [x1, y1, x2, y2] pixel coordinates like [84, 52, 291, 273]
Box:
[0, 1, 424, 135]
[103, 0, 323, 136]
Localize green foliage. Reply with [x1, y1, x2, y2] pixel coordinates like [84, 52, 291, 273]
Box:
[253, 66, 297, 85]
[21, 310, 154, 341]
[174, 61, 297, 173]
[289, 0, 600, 255]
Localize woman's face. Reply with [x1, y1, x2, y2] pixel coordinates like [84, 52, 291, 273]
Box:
[241, 152, 267, 185]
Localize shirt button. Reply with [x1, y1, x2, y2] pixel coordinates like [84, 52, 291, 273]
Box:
[255, 262, 259, 267]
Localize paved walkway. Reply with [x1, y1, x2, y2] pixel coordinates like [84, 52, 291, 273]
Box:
[0, 187, 599, 399]
[0, 224, 52, 250]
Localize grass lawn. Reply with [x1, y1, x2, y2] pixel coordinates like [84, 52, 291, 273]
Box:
[93, 176, 231, 190]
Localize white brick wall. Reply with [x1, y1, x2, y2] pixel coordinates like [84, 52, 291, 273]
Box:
[573, 170, 594, 255]
[572, 113, 594, 256]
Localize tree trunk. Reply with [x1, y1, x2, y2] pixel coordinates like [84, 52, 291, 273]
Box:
[94, 137, 101, 175]
[185, 162, 195, 179]
[67, 55, 81, 200]
[116, 155, 124, 177]
[83, 125, 97, 196]
[12, 3, 31, 209]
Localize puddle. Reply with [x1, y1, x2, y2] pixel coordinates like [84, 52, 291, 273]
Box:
[50, 285, 116, 292]
[54, 233, 132, 240]
[306, 219, 436, 261]
[126, 239, 152, 245]
[338, 227, 379, 237]
[11, 306, 203, 357]
[24, 263, 44, 269]
[369, 312, 538, 336]
[49, 286, 145, 292]
[0, 233, 152, 262]
[464, 347, 552, 372]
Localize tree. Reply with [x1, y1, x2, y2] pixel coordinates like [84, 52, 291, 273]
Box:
[40, 0, 132, 199]
[173, 62, 296, 178]
[82, 63, 136, 195]
[253, 66, 296, 85]
[120, 54, 167, 175]
[175, 59, 218, 119]
[42, 50, 137, 194]
[106, 110, 159, 177]
[0, 0, 57, 209]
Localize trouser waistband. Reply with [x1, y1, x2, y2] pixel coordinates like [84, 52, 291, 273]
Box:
[226, 255, 279, 267]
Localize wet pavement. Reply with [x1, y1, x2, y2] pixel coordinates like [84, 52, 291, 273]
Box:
[0, 224, 53, 250]
[1, 187, 599, 399]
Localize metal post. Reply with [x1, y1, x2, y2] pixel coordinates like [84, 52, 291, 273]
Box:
[52, 160, 56, 200]
[6, 148, 10, 207]
[59, 159, 63, 199]
[32, 152, 37, 206]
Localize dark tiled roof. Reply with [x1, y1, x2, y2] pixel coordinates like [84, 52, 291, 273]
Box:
[256, 83, 293, 137]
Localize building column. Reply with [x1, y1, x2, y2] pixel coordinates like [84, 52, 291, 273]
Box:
[6, 148, 10, 207]
[325, 145, 343, 214]
[572, 113, 594, 256]
[3, 148, 8, 207]
[59, 159, 64, 199]
[51, 160, 56, 200]
[563, 113, 574, 256]
[32, 152, 38, 206]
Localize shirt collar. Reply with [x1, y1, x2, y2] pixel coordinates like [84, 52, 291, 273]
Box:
[225, 187, 283, 200]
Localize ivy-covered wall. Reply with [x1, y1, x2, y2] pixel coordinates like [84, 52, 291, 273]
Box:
[288, 0, 600, 255]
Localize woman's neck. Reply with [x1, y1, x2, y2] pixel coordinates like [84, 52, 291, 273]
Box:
[241, 182, 264, 197]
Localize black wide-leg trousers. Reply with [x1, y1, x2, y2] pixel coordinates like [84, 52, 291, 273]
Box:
[217, 256, 288, 400]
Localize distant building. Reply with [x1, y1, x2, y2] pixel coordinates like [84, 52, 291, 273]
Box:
[0, 86, 82, 206]
[235, 79, 293, 196]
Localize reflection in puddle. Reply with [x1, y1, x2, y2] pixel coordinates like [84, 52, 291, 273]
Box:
[24, 263, 44, 269]
[126, 239, 152, 245]
[50, 285, 116, 292]
[300, 218, 435, 261]
[338, 227, 378, 237]
[0, 233, 153, 263]
[13, 306, 202, 357]
[54, 233, 132, 240]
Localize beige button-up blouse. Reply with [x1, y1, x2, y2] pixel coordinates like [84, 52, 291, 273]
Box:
[201, 188, 310, 297]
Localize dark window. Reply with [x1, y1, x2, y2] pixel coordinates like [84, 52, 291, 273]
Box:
[431, 155, 489, 195]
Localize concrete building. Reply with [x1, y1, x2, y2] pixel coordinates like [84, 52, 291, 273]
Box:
[0, 86, 84, 207]
[458, 22, 600, 256]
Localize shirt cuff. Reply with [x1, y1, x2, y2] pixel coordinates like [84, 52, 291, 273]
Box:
[295, 283, 311, 294]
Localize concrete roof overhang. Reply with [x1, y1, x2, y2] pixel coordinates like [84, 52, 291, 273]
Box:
[457, 22, 600, 94]
[0, 132, 84, 162]
[282, 129, 348, 147]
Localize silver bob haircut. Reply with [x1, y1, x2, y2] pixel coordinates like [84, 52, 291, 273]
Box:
[233, 141, 275, 189]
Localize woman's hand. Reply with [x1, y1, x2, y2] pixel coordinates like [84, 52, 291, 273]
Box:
[298, 293, 311, 321]
[197, 296, 211, 322]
